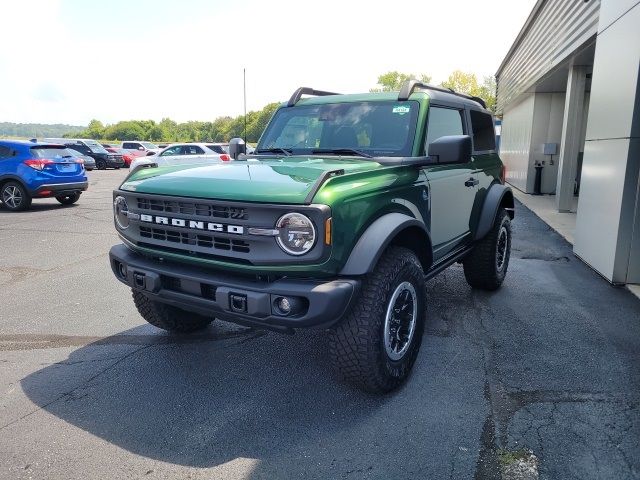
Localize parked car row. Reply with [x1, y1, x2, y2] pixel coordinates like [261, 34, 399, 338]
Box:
[129, 142, 231, 170]
[43, 138, 125, 170]
[0, 136, 253, 211]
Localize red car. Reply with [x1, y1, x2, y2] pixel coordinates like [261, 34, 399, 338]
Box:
[105, 147, 137, 167]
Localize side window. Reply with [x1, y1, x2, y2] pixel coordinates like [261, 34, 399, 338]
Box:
[183, 146, 204, 155]
[123, 142, 135, 150]
[207, 145, 224, 154]
[72, 143, 89, 154]
[470, 110, 496, 152]
[0, 146, 12, 158]
[425, 107, 464, 151]
[161, 146, 181, 156]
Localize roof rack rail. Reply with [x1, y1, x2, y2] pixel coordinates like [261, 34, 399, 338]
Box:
[287, 87, 341, 107]
[398, 80, 487, 109]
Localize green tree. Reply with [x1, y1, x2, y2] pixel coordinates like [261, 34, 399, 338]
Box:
[65, 100, 282, 143]
[370, 71, 432, 92]
[478, 76, 497, 112]
[84, 119, 105, 139]
[440, 70, 496, 112]
[104, 121, 146, 141]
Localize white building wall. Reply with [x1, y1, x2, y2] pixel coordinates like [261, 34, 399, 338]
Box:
[574, 0, 640, 283]
[501, 92, 572, 194]
[500, 95, 536, 192]
[531, 93, 566, 194]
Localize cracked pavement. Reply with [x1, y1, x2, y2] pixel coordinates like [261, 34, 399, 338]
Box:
[0, 170, 639, 479]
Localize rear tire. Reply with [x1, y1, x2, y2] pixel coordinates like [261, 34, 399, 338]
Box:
[1, 181, 32, 211]
[329, 246, 426, 393]
[96, 160, 107, 170]
[132, 290, 213, 333]
[463, 208, 512, 291]
[56, 192, 81, 205]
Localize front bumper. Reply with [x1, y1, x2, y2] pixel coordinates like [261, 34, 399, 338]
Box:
[109, 244, 359, 331]
[32, 181, 89, 197]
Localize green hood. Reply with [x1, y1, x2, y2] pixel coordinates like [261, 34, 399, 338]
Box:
[120, 157, 383, 204]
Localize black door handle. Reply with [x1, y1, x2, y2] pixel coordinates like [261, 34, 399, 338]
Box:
[465, 177, 479, 187]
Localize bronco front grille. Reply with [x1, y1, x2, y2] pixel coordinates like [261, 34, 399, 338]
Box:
[139, 226, 250, 253]
[136, 197, 247, 219]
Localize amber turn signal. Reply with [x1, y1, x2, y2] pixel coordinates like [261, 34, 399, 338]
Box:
[325, 218, 332, 245]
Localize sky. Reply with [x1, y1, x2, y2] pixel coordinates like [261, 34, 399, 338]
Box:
[0, 0, 537, 126]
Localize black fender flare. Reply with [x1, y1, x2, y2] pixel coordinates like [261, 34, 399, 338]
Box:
[339, 213, 429, 276]
[474, 184, 514, 241]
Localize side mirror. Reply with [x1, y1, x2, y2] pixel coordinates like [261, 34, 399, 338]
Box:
[428, 135, 472, 164]
[138, 146, 144, 150]
[228, 138, 246, 160]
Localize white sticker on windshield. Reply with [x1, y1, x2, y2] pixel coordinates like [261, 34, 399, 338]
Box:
[392, 105, 411, 115]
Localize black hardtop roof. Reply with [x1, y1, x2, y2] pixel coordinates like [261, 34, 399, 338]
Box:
[287, 82, 491, 114]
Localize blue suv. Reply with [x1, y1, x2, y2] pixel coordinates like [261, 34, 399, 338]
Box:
[0, 140, 88, 211]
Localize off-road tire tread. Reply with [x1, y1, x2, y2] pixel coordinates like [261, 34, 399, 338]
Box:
[328, 246, 425, 393]
[463, 208, 511, 291]
[132, 290, 213, 333]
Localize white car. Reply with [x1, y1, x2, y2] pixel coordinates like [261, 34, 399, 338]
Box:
[129, 143, 230, 170]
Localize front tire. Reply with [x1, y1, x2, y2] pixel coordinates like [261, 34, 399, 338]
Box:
[56, 192, 81, 205]
[463, 208, 512, 291]
[132, 290, 213, 333]
[1, 181, 32, 211]
[96, 159, 107, 170]
[329, 246, 426, 393]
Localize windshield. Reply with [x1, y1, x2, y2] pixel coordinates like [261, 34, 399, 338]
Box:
[257, 101, 418, 157]
[83, 141, 109, 154]
[30, 146, 72, 158]
[141, 142, 158, 149]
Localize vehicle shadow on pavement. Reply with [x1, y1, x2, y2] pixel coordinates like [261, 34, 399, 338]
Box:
[19, 322, 390, 470]
[0, 203, 79, 213]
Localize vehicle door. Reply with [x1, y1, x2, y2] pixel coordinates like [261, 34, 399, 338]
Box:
[424, 104, 478, 261]
[177, 145, 206, 164]
[0, 144, 16, 175]
[467, 108, 500, 234]
[157, 145, 182, 166]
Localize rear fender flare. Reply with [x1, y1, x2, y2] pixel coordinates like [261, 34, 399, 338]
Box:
[474, 184, 514, 240]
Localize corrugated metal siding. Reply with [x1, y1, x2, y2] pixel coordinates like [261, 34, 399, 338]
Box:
[496, 0, 600, 114]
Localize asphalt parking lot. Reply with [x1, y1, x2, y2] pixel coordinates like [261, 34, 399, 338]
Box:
[1, 169, 639, 480]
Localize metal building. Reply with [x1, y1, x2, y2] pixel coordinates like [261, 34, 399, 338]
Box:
[496, 0, 640, 286]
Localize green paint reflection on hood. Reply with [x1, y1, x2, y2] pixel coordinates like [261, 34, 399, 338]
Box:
[121, 157, 384, 204]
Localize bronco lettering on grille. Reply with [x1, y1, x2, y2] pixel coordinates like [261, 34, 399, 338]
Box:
[139, 214, 244, 234]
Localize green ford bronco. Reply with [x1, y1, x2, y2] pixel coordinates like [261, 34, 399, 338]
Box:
[109, 81, 514, 393]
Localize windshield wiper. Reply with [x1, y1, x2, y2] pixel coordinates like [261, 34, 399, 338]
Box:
[312, 148, 372, 158]
[254, 147, 292, 156]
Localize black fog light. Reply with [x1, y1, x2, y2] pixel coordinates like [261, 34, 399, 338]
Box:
[272, 296, 306, 316]
[118, 262, 127, 279]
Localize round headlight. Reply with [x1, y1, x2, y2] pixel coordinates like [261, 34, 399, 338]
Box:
[276, 213, 316, 255]
[114, 196, 130, 230]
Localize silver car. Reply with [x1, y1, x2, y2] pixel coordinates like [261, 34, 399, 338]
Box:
[129, 143, 230, 170]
